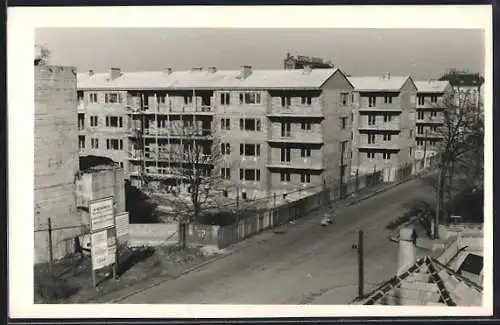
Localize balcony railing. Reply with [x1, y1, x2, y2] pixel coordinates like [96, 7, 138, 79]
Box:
[358, 122, 400, 131]
[129, 128, 214, 138]
[416, 116, 444, 124]
[268, 104, 323, 118]
[268, 132, 324, 144]
[266, 159, 324, 170]
[358, 142, 400, 150]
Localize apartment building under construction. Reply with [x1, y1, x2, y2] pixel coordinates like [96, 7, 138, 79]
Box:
[349, 74, 417, 181]
[413, 80, 453, 160]
[77, 66, 354, 199]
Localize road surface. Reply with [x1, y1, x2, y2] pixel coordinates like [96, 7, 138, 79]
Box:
[121, 177, 434, 304]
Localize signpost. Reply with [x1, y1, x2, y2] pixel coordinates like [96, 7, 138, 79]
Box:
[89, 196, 117, 289]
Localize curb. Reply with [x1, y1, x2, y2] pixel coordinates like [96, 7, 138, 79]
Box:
[102, 173, 430, 303]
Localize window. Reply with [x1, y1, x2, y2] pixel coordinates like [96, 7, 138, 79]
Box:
[431, 96, 438, 103]
[119, 162, 124, 168]
[89, 93, 98, 103]
[240, 168, 261, 181]
[105, 93, 121, 104]
[301, 122, 312, 131]
[301, 96, 312, 105]
[410, 148, 413, 157]
[368, 96, 376, 107]
[340, 93, 349, 106]
[383, 152, 391, 160]
[221, 118, 230, 130]
[78, 136, 85, 149]
[417, 126, 424, 134]
[417, 140, 424, 146]
[280, 172, 291, 182]
[91, 138, 99, 149]
[90, 115, 98, 127]
[221, 168, 231, 180]
[383, 114, 392, 122]
[239, 118, 261, 131]
[384, 96, 393, 104]
[240, 143, 261, 157]
[341, 117, 348, 129]
[221, 143, 231, 155]
[418, 111, 425, 120]
[184, 96, 193, 105]
[367, 152, 375, 159]
[77, 91, 84, 101]
[281, 96, 291, 107]
[368, 134, 376, 144]
[220, 92, 230, 105]
[383, 134, 392, 141]
[351, 132, 353, 140]
[431, 126, 438, 132]
[281, 122, 291, 137]
[301, 173, 311, 183]
[78, 114, 85, 130]
[301, 148, 311, 157]
[410, 130, 413, 138]
[240, 92, 261, 104]
[106, 139, 123, 150]
[281, 148, 291, 162]
[106, 116, 123, 128]
[158, 95, 166, 104]
[418, 95, 425, 105]
[368, 115, 376, 125]
[431, 111, 437, 117]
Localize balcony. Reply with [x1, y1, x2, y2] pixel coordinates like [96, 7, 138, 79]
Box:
[268, 102, 324, 118]
[268, 131, 324, 144]
[266, 159, 324, 171]
[416, 131, 443, 139]
[358, 142, 400, 150]
[138, 128, 214, 139]
[358, 122, 400, 131]
[416, 116, 444, 124]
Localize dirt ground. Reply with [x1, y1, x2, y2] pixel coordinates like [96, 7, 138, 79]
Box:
[34, 245, 217, 304]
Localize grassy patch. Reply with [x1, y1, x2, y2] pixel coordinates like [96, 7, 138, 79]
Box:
[34, 245, 215, 304]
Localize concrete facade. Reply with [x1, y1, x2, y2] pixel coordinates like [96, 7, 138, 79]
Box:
[77, 67, 354, 200]
[34, 64, 81, 263]
[350, 75, 417, 181]
[414, 81, 453, 160]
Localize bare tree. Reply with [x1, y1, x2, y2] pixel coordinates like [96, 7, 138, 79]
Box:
[429, 88, 484, 230]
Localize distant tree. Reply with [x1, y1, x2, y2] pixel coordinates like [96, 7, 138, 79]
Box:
[35, 45, 51, 66]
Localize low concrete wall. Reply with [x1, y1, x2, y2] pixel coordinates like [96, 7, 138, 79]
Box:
[128, 223, 178, 247]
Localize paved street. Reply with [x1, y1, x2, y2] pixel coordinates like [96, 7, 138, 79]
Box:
[120, 177, 434, 304]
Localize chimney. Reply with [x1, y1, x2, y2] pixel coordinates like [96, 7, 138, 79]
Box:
[88, 69, 95, 77]
[191, 67, 203, 72]
[397, 227, 417, 275]
[240, 65, 253, 79]
[384, 72, 391, 80]
[208, 66, 217, 74]
[303, 65, 312, 74]
[163, 67, 173, 75]
[109, 68, 121, 80]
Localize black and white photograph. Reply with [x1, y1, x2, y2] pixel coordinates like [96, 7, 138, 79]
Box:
[8, 5, 493, 319]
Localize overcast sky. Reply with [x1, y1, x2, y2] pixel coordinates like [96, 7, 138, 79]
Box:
[36, 28, 485, 80]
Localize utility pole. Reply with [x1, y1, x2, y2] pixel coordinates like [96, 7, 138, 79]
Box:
[357, 230, 364, 299]
[422, 130, 428, 169]
[434, 168, 442, 239]
[47, 217, 53, 274]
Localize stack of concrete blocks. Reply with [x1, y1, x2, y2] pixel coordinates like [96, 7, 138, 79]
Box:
[34, 64, 80, 264]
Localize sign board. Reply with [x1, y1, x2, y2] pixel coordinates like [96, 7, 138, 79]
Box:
[91, 230, 111, 270]
[90, 197, 114, 232]
[116, 212, 130, 239]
